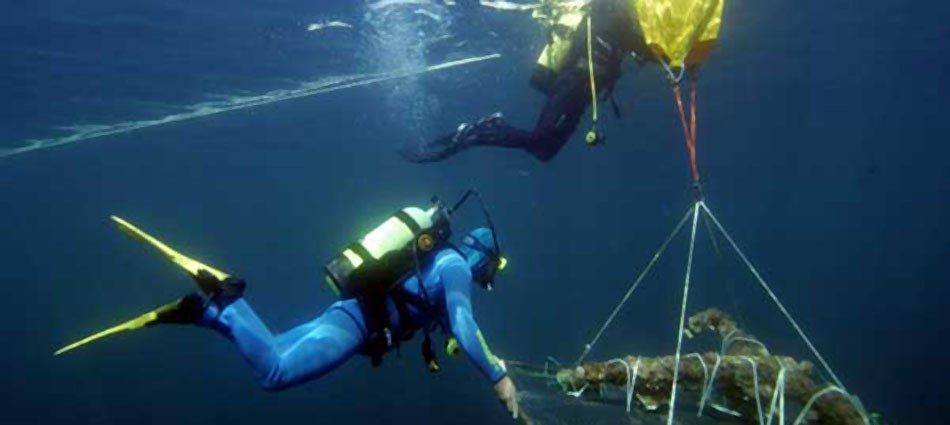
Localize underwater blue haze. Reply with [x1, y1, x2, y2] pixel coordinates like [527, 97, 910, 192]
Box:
[1, 1, 948, 424]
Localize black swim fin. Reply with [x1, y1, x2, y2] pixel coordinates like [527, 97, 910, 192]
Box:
[399, 113, 508, 163]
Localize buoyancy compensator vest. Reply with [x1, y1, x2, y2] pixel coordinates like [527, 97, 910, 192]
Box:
[322, 190, 503, 370]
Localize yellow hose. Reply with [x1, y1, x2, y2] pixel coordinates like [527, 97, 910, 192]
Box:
[586, 15, 598, 126]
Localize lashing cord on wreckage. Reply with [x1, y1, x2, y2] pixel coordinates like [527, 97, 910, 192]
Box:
[570, 63, 861, 425]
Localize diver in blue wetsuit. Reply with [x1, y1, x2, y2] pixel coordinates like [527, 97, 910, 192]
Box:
[173, 228, 521, 420]
[56, 194, 525, 421]
[57, 217, 525, 422]
[187, 228, 514, 397]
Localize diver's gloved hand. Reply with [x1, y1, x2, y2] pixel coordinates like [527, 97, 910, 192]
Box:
[195, 269, 246, 308]
[494, 376, 525, 422]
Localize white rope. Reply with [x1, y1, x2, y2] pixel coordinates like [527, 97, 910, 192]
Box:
[661, 60, 686, 84]
[792, 386, 870, 425]
[575, 207, 694, 365]
[780, 381, 786, 425]
[606, 359, 631, 400]
[607, 358, 640, 412]
[700, 201, 846, 390]
[723, 335, 770, 355]
[543, 356, 562, 376]
[720, 329, 739, 354]
[567, 383, 589, 398]
[697, 353, 721, 416]
[765, 367, 787, 425]
[1, 54, 504, 159]
[739, 356, 765, 425]
[780, 379, 786, 425]
[629, 358, 641, 412]
[666, 203, 701, 425]
[696, 354, 780, 424]
[685, 353, 710, 390]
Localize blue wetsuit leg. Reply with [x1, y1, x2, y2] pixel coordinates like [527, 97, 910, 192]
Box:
[200, 299, 367, 391]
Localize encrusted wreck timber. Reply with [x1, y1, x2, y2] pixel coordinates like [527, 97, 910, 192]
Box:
[554, 309, 866, 425]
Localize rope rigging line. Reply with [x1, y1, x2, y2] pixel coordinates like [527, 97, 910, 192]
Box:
[739, 356, 766, 425]
[666, 202, 702, 425]
[672, 77, 701, 185]
[686, 353, 710, 394]
[697, 353, 722, 417]
[561, 22, 859, 420]
[606, 357, 640, 413]
[765, 367, 788, 425]
[722, 335, 770, 355]
[699, 201, 847, 390]
[574, 206, 695, 366]
[792, 386, 870, 425]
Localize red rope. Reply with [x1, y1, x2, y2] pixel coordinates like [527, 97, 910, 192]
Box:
[672, 79, 700, 184]
[689, 78, 699, 183]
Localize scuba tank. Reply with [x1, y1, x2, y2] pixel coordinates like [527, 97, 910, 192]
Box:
[322, 190, 503, 371]
[324, 200, 451, 299]
[531, 0, 588, 93]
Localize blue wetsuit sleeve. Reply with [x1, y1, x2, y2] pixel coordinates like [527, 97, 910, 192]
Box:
[441, 258, 507, 383]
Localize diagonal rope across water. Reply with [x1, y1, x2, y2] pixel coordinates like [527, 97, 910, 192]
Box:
[1, 53, 501, 159]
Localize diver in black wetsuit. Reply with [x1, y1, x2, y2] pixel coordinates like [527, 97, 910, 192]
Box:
[401, 0, 654, 163]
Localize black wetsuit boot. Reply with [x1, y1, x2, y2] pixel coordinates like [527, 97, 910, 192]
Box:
[153, 293, 207, 325]
[154, 270, 247, 325]
[398, 113, 525, 163]
[399, 66, 611, 164]
[194, 269, 246, 308]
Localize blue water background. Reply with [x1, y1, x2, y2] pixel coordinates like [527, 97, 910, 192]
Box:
[1, 1, 948, 424]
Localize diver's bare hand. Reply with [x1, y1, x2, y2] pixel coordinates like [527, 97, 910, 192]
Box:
[495, 376, 533, 423]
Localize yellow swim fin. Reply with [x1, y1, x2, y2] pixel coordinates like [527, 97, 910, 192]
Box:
[55, 217, 230, 356]
[54, 299, 180, 356]
[110, 216, 229, 282]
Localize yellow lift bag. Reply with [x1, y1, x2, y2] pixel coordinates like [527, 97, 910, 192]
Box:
[631, 0, 724, 70]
